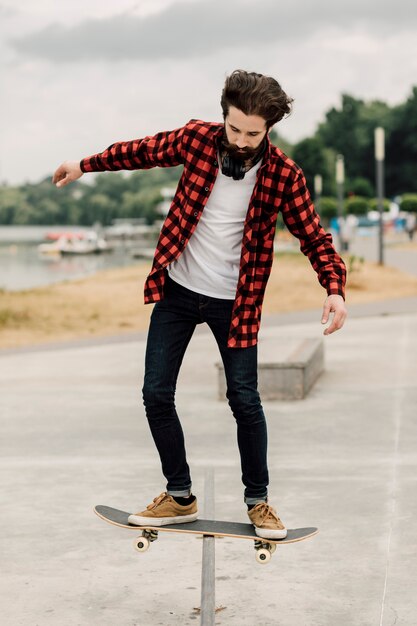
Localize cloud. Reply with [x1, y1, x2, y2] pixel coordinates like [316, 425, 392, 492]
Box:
[0, 3, 18, 18]
[9, 0, 417, 63]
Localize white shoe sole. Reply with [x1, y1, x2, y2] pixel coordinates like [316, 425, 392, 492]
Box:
[128, 511, 199, 526]
[254, 526, 288, 540]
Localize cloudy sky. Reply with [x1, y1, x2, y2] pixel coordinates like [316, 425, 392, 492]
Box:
[2, 0, 417, 185]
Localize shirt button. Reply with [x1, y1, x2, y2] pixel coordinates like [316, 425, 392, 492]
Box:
[205, 187, 209, 192]
[193, 211, 198, 217]
[180, 239, 185, 245]
[214, 160, 218, 166]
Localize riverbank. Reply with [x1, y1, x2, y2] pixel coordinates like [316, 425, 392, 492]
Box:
[1, 252, 417, 349]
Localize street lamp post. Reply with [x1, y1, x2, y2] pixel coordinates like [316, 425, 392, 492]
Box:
[314, 174, 322, 214]
[336, 154, 345, 251]
[375, 127, 385, 265]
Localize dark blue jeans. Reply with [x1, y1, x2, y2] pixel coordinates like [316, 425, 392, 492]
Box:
[142, 274, 269, 504]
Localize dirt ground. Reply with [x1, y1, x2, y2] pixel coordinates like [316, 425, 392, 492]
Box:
[1, 252, 417, 349]
[390, 240, 417, 251]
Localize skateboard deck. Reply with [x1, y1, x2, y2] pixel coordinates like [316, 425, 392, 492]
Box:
[94, 505, 318, 564]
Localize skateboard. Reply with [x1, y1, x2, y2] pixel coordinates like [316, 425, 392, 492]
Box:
[94, 505, 318, 564]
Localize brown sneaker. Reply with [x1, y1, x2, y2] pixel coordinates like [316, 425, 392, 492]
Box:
[128, 492, 198, 527]
[248, 501, 287, 539]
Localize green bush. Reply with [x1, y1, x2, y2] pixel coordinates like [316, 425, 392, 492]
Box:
[348, 177, 374, 198]
[369, 198, 391, 212]
[345, 196, 369, 216]
[317, 196, 338, 219]
[400, 194, 417, 212]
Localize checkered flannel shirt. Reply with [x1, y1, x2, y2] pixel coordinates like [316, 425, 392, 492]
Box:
[80, 119, 346, 348]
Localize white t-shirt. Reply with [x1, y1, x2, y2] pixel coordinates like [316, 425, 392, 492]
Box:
[167, 158, 262, 299]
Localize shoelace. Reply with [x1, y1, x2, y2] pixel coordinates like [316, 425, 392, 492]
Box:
[254, 502, 281, 525]
[146, 492, 170, 510]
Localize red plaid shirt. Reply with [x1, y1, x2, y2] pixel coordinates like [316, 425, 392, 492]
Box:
[80, 119, 346, 348]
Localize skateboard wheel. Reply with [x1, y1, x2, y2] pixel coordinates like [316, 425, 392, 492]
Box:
[256, 548, 271, 564]
[134, 536, 150, 552]
[269, 543, 277, 554]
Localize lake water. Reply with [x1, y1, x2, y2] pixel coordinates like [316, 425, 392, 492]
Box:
[0, 226, 150, 291]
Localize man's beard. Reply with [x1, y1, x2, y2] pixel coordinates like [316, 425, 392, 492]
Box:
[221, 135, 264, 163]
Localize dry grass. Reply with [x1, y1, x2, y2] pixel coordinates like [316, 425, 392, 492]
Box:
[262, 252, 417, 314]
[390, 240, 417, 251]
[1, 252, 417, 349]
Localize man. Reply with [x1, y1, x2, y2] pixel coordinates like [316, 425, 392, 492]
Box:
[53, 70, 347, 540]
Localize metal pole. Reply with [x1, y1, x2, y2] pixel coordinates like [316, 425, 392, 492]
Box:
[375, 127, 385, 265]
[336, 155, 345, 252]
[200, 468, 215, 626]
[314, 174, 322, 215]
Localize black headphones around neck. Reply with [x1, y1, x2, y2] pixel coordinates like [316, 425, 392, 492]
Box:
[220, 139, 267, 181]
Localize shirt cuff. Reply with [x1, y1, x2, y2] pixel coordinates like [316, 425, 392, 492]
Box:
[327, 287, 345, 300]
[79, 158, 92, 173]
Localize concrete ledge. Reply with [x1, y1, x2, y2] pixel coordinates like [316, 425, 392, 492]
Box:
[216, 337, 325, 400]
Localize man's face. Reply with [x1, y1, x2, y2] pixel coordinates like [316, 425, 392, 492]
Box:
[223, 106, 268, 160]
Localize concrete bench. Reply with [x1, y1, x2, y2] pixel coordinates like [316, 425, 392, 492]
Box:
[216, 337, 324, 401]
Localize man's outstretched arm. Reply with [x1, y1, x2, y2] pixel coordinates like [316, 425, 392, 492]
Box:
[52, 124, 187, 188]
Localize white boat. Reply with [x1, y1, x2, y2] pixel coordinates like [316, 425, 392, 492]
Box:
[38, 234, 78, 255]
[38, 231, 113, 256]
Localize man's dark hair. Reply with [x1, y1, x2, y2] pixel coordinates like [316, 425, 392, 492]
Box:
[221, 70, 293, 128]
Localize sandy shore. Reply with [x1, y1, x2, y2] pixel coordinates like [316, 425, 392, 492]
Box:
[1, 252, 417, 349]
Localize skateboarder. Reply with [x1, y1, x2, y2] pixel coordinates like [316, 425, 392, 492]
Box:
[53, 70, 347, 540]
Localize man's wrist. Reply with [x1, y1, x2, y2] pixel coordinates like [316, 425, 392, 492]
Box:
[326, 291, 345, 301]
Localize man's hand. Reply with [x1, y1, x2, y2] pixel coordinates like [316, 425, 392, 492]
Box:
[321, 294, 347, 335]
[52, 161, 83, 188]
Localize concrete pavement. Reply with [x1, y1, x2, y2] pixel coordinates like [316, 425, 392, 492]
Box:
[348, 230, 417, 277]
[1, 305, 417, 625]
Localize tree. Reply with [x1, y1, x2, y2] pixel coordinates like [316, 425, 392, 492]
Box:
[292, 137, 331, 195]
[121, 188, 163, 224]
[269, 129, 293, 156]
[0, 187, 30, 224]
[386, 87, 417, 195]
[81, 193, 117, 226]
[317, 94, 364, 179]
[317, 94, 392, 190]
